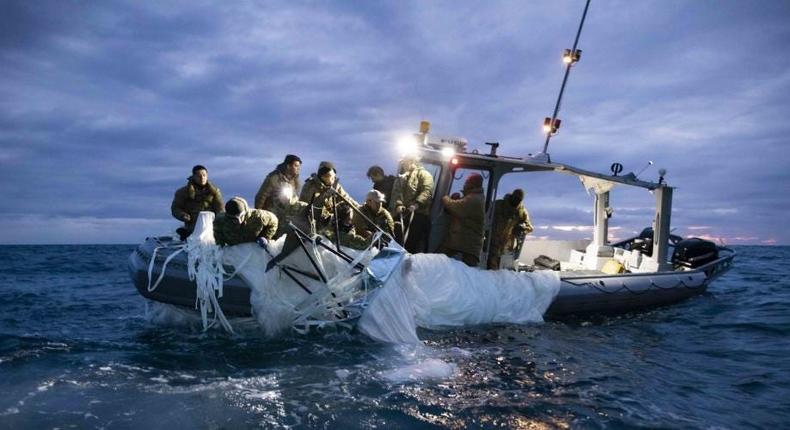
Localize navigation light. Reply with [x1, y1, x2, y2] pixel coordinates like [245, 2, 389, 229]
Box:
[543, 117, 561, 135]
[562, 49, 582, 65]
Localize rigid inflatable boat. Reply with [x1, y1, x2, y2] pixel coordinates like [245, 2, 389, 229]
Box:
[128, 126, 735, 335]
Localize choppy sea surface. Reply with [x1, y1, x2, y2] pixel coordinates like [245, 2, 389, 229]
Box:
[1, 245, 788, 429]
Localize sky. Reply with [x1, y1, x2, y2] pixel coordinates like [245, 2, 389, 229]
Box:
[1, 0, 789, 245]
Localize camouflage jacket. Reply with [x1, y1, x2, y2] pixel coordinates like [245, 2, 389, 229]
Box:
[441, 189, 485, 256]
[323, 225, 372, 251]
[213, 200, 278, 246]
[389, 165, 434, 216]
[171, 180, 224, 227]
[269, 196, 308, 239]
[354, 204, 395, 238]
[254, 164, 300, 211]
[490, 195, 532, 254]
[299, 176, 357, 223]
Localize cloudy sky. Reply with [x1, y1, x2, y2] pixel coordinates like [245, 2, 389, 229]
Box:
[1, 0, 788, 245]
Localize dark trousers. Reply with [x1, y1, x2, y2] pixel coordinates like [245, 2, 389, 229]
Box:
[401, 213, 430, 254]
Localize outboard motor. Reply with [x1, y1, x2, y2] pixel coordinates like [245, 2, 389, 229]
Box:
[672, 238, 719, 269]
[630, 227, 684, 257]
[630, 227, 655, 256]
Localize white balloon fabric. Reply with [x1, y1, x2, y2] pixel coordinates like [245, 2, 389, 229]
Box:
[358, 253, 561, 343]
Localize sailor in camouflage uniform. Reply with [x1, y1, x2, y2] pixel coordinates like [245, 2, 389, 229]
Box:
[438, 173, 485, 267]
[171, 165, 224, 238]
[269, 186, 308, 240]
[299, 162, 357, 228]
[487, 189, 533, 270]
[354, 190, 395, 238]
[389, 155, 434, 253]
[213, 197, 278, 247]
[254, 154, 301, 211]
[322, 204, 371, 250]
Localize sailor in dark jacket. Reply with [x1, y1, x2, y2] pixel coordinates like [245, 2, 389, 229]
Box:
[171, 165, 224, 238]
[366, 165, 396, 205]
[438, 173, 485, 267]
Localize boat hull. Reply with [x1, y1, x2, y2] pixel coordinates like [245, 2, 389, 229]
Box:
[128, 237, 252, 317]
[128, 237, 735, 320]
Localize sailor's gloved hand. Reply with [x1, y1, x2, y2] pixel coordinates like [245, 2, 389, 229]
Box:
[182, 214, 191, 222]
[256, 237, 269, 250]
[408, 204, 418, 213]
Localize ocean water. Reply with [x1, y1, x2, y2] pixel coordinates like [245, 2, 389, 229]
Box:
[0, 245, 788, 429]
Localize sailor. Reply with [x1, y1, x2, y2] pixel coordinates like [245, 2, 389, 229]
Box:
[254, 154, 302, 211]
[322, 203, 372, 250]
[389, 155, 434, 253]
[366, 165, 396, 205]
[299, 161, 357, 227]
[269, 185, 308, 240]
[213, 196, 278, 247]
[171, 165, 224, 240]
[487, 189, 534, 270]
[438, 173, 485, 267]
[354, 189, 395, 238]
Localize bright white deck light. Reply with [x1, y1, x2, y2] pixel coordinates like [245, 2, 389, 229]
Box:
[397, 135, 419, 156]
[441, 147, 455, 159]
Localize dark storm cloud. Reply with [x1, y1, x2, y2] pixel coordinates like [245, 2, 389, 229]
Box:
[0, 0, 788, 244]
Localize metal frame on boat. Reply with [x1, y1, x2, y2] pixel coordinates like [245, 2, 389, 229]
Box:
[402, 125, 735, 317]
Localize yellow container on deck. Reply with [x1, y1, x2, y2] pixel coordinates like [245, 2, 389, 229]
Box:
[601, 259, 624, 275]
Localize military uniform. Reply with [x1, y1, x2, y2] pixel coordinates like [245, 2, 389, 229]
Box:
[323, 225, 372, 251]
[354, 204, 395, 238]
[254, 164, 300, 211]
[171, 180, 224, 231]
[299, 175, 357, 225]
[373, 175, 396, 206]
[389, 164, 434, 253]
[487, 195, 533, 270]
[439, 186, 485, 267]
[213, 198, 278, 247]
[269, 196, 308, 239]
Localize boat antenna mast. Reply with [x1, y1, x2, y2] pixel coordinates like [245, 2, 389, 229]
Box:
[534, 0, 591, 162]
